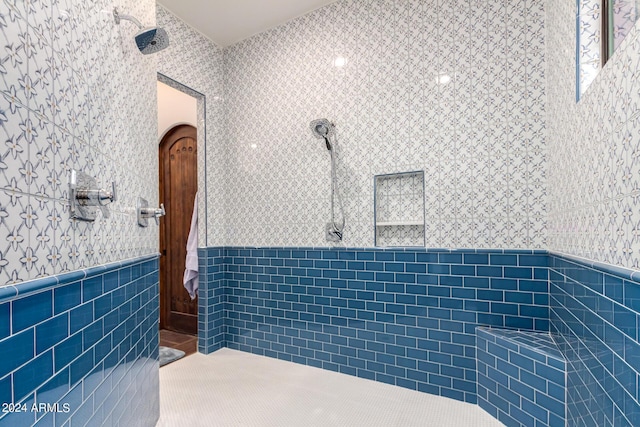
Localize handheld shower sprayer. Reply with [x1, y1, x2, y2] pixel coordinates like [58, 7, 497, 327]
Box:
[113, 8, 170, 55]
[310, 119, 334, 151]
[310, 119, 345, 242]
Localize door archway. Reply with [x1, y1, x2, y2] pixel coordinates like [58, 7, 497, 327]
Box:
[159, 124, 198, 334]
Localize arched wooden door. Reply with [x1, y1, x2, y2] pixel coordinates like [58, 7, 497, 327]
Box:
[159, 124, 198, 334]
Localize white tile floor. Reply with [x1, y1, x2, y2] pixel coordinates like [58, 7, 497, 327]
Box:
[157, 348, 503, 427]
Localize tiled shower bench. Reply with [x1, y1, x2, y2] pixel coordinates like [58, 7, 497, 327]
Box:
[476, 327, 566, 427]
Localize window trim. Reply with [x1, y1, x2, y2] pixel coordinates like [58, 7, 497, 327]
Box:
[601, 0, 612, 66]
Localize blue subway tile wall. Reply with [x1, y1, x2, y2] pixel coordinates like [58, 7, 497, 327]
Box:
[550, 253, 640, 427]
[197, 248, 640, 424]
[206, 247, 550, 403]
[0, 255, 160, 427]
[477, 327, 566, 427]
[198, 248, 226, 353]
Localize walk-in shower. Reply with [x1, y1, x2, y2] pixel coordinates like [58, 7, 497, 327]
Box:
[114, 8, 170, 54]
[310, 119, 344, 242]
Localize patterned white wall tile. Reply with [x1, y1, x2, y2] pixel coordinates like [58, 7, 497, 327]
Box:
[221, 0, 547, 249]
[156, 5, 225, 248]
[0, 192, 29, 284]
[0, 0, 158, 285]
[2, 0, 559, 284]
[548, 0, 640, 269]
[0, 92, 29, 197]
[28, 194, 53, 278]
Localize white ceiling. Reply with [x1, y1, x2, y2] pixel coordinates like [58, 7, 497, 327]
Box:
[157, 0, 338, 47]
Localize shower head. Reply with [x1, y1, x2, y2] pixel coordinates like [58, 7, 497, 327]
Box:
[134, 27, 169, 55]
[310, 119, 335, 151]
[113, 8, 170, 55]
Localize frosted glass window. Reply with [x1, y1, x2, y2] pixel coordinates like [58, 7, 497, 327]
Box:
[577, 0, 639, 99]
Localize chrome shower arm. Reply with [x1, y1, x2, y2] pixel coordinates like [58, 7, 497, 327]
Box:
[112, 7, 170, 54]
[113, 8, 143, 29]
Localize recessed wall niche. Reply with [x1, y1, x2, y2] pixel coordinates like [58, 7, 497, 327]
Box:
[374, 171, 425, 247]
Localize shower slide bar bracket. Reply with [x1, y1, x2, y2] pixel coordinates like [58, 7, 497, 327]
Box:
[137, 197, 165, 227]
[326, 223, 343, 242]
[69, 170, 117, 222]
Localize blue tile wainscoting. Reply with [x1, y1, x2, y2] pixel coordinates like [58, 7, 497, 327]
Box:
[550, 254, 640, 427]
[197, 248, 226, 353]
[197, 247, 640, 424]
[0, 255, 160, 427]
[199, 247, 551, 404]
[477, 327, 566, 427]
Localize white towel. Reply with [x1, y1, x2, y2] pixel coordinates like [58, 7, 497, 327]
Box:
[183, 192, 198, 300]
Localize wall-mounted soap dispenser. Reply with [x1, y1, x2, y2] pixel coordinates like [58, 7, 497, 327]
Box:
[69, 170, 116, 221]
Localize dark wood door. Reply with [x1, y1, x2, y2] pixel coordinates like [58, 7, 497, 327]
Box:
[159, 125, 198, 334]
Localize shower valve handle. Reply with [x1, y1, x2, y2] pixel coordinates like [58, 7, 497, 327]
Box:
[153, 204, 166, 225]
[140, 204, 165, 225]
[76, 182, 117, 206]
[76, 181, 116, 206]
[98, 183, 116, 219]
[75, 181, 117, 219]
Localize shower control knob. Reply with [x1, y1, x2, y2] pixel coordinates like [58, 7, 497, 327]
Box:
[76, 181, 116, 206]
[140, 204, 166, 224]
[73, 180, 117, 219]
[69, 170, 117, 222]
[153, 204, 166, 225]
[109, 181, 117, 203]
[96, 205, 108, 219]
